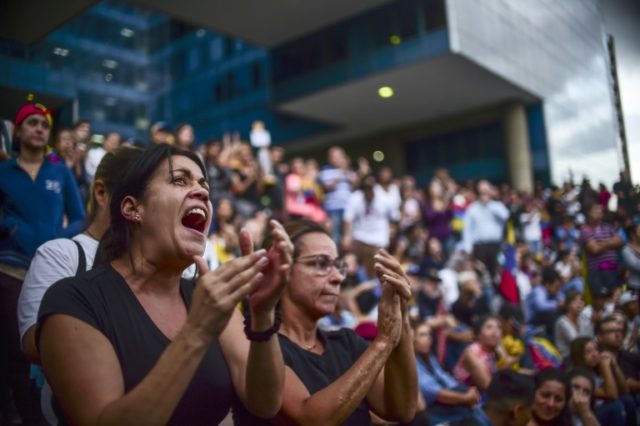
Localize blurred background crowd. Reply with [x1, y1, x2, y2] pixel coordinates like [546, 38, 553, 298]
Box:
[3, 112, 640, 424]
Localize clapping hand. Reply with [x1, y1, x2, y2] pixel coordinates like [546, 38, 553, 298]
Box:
[374, 250, 412, 311]
[374, 250, 412, 348]
[244, 220, 293, 317]
[190, 247, 269, 340]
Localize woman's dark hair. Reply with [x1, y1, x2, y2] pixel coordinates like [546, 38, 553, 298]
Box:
[86, 147, 143, 226]
[262, 219, 330, 259]
[533, 368, 570, 426]
[542, 267, 560, 286]
[73, 119, 90, 130]
[101, 143, 206, 263]
[562, 290, 582, 314]
[625, 220, 640, 242]
[214, 196, 237, 227]
[52, 127, 74, 150]
[534, 367, 569, 390]
[174, 123, 194, 149]
[174, 122, 192, 135]
[568, 368, 595, 391]
[569, 336, 594, 369]
[568, 368, 596, 408]
[472, 314, 500, 336]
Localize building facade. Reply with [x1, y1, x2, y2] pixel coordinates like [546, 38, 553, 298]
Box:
[0, 0, 621, 188]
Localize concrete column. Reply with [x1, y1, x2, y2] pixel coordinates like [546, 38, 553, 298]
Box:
[504, 103, 533, 192]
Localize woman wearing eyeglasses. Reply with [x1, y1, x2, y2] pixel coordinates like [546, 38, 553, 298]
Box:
[236, 219, 418, 425]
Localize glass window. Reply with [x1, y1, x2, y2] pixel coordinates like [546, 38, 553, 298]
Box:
[187, 47, 199, 72]
[210, 38, 223, 62]
[251, 62, 262, 89]
[424, 0, 447, 31]
[225, 38, 234, 57]
[213, 81, 225, 102]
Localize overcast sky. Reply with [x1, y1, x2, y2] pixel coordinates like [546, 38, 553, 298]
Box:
[601, 0, 640, 182]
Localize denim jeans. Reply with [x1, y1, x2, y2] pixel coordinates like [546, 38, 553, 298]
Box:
[595, 399, 626, 425]
[327, 209, 344, 246]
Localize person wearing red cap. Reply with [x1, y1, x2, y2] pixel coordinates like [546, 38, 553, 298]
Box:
[0, 102, 85, 424]
[0, 102, 85, 259]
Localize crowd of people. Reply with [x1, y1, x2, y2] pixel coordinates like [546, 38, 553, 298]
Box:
[1, 101, 640, 425]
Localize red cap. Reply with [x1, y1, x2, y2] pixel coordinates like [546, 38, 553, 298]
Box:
[14, 102, 52, 128]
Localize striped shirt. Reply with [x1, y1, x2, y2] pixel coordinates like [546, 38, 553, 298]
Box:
[318, 166, 356, 212]
[580, 223, 618, 269]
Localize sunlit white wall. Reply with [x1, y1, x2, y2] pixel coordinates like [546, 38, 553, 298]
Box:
[447, 0, 620, 186]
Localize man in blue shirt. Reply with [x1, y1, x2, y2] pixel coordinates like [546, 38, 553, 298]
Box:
[0, 103, 85, 265]
[0, 102, 85, 424]
[525, 267, 564, 337]
[413, 322, 486, 424]
[462, 180, 509, 285]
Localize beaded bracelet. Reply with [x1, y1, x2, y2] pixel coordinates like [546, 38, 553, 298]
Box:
[242, 304, 282, 342]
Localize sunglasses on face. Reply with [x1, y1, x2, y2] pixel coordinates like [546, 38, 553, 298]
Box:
[295, 254, 348, 278]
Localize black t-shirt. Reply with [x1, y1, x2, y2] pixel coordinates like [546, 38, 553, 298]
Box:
[617, 350, 640, 380]
[38, 265, 234, 425]
[280, 328, 371, 425]
[417, 290, 441, 320]
[451, 297, 490, 327]
[233, 328, 371, 426]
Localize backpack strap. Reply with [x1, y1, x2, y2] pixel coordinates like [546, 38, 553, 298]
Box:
[72, 240, 87, 275]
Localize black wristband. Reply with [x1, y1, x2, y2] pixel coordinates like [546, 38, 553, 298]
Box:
[243, 304, 282, 342]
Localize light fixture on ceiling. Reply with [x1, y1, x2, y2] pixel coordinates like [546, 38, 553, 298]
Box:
[373, 151, 385, 162]
[378, 86, 394, 98]
[389, 35, 401, 45]
[53, 47, 70, 57]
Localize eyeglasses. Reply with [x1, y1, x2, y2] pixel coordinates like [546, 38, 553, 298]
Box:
[295, 254, 347, 278]
[24, 117, 50, 130]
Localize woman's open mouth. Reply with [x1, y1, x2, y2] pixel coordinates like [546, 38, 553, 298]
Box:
[181, 207, 208, 234]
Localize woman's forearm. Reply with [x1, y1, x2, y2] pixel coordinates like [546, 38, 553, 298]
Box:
[381, 321, 418, 423]
[598, 365, 619, 400]
[611, 362, 629, 394]
[244, 312, 284, 418]
[464, 353, 492, 390]
[577, 409, 601, 426]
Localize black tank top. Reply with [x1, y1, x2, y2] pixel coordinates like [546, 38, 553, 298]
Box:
[38, 264, 234, 425]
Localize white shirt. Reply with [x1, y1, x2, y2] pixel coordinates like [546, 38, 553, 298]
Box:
[181, 240, 219, 279]
[516, 270, 532, 309]
[578, 303, 614, 337]
[520, 211, 542, 242]
[18, 234, 99, 340]
[438, 268, 459, 310]
[85, 146, 106, 183]
[374, 184, 401, 212]
[400, 197, 421, 231]
[344, 190, 400, 248]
